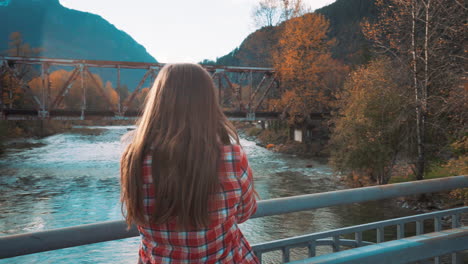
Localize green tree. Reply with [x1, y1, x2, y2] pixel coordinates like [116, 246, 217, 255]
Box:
[329, 58, 412, 184]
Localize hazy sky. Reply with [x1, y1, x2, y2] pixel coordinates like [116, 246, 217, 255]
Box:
[60, 0, 335, 63]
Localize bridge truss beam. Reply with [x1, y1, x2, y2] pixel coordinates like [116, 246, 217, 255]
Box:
[0, 56, 279, 120]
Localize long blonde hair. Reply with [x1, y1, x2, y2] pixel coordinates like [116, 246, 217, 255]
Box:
[121, 63, 239, 229]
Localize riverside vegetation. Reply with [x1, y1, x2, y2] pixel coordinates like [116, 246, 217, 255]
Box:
[235, 0, 467, 206]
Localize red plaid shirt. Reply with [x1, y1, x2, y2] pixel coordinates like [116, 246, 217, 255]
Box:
[137, 145, 259, 264]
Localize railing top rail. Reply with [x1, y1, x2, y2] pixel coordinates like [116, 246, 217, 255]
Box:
[252, 206, 468, 252]
[287, 227, 468, 264]
[0, 175, 467, 259]
[254, 175, 467, 218]
[0, 56, 275, 72]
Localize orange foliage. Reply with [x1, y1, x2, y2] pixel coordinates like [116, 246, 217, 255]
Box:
[104, 81, 119, 106]
[273, 13, 348, 122]
[29, 69, 119, 110]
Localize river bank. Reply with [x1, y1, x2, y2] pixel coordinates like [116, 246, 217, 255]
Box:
[0, 119, 136, 154]
[234, 121, 327, 158]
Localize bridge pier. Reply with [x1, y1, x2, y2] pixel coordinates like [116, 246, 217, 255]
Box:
[246, 112, 255, 121]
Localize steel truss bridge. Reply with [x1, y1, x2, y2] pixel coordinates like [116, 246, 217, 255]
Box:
[0, 56, 285, 121]
[1, 176, 467, 263]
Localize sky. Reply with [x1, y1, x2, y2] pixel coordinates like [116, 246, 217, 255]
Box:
[60, 0, 335, 63]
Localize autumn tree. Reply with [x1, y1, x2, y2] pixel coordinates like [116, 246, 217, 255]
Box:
[362, 0, 466, 180]
[1, 32, 42, 108]
[272, 13, 347, 124]
[29, 69, 119, 110]
[329, 58, 412, 185]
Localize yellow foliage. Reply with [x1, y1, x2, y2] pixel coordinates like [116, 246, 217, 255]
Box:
[445, 155, 468, 205]
[444, 156, 468, 176]
[329, 58, 412, 184]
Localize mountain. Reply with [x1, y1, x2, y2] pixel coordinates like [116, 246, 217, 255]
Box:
[0, 0, 157, 90]
[0, 0, 156, 62]
[214, 0, 377, 67]
[316, 0, 377, 65]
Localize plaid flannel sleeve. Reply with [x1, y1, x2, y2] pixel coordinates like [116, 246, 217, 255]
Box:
[236, 146, 257, 224]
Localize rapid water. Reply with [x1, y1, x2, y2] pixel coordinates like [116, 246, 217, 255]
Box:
[0, 126, 414, 263]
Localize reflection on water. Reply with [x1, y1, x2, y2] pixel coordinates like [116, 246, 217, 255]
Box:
[0, 126, 414, 263]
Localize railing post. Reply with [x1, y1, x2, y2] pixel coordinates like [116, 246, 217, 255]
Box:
[416, 220, 424, 235]
[355, 232, 363, 247]
[452, 252, 462, 264]
[451, 213, 462, 264]
[433, 216, 442, 264]
[434, 216, 442, 232]
[282, 246, 291, 263]
[377, 227, 385, 243]
[332, 236, 340, 252]
[452, 214, 460, 228]
[308, 240, 316, 257]
[397, 223, 405, 239]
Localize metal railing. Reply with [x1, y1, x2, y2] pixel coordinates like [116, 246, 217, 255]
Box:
[253, 207, 467, 263]
[287, 227, 468, 264]
[1, 175, 467, 263]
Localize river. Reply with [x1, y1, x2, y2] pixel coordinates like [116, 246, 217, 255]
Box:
[0, 125, 415, 263]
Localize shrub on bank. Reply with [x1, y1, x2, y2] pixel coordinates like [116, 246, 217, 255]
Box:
[257, 128, 289, 145]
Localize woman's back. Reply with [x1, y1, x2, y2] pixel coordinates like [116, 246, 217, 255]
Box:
[138, 145, 258, 264]
[120, 63, 259, 263]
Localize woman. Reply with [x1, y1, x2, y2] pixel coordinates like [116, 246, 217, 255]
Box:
[120, 63, 259, 264]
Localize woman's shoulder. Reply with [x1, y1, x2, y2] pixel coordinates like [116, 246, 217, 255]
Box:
[221, 144, 248, 164]
[221, 144, 244, 155]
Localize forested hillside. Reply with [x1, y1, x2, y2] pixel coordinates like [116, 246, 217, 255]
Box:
[213, 0, 376, 67]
